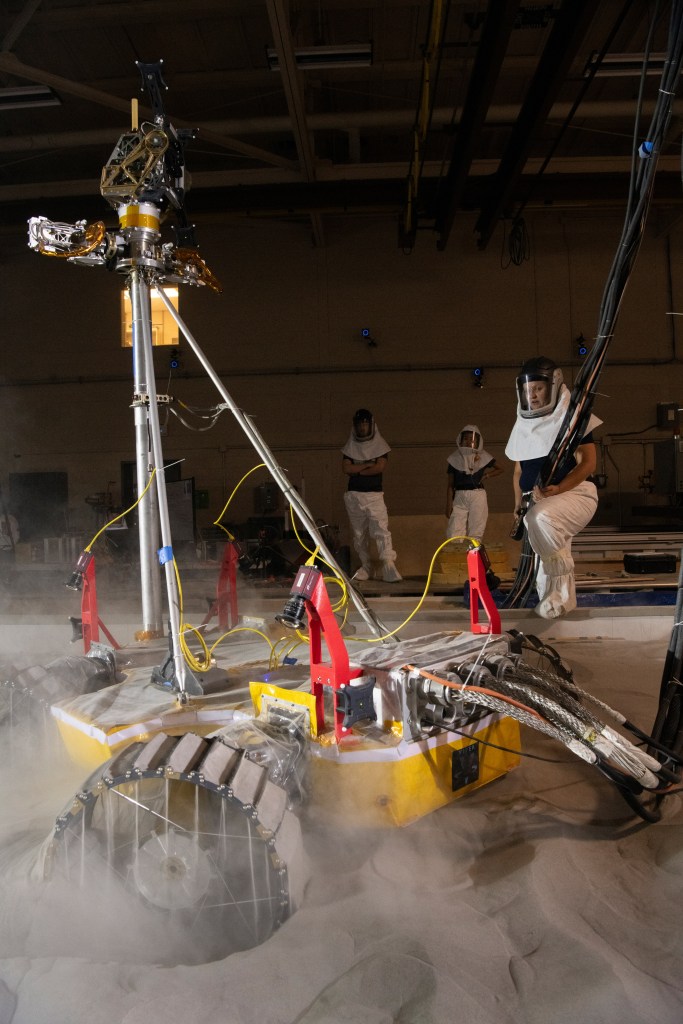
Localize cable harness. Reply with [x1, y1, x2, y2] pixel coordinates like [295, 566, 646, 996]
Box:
[506, 0, 683, 608]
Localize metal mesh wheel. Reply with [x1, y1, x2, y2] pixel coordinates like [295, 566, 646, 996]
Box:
[48, 733, 305, 961]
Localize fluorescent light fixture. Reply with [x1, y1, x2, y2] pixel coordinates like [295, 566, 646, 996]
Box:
[0, 85, 61, 110]
[267, 42, 373, 71]
[584, 52, 668, 78]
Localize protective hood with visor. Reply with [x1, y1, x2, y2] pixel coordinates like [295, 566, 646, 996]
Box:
[352, 408, 375, 441]
[447, 424, 494, 475]
[457, 427, 482, 451]
[516, 358, 563, 419]
[343, 408, 391, 462]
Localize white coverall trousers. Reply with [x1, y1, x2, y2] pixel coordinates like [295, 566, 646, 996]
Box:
[447, 489, 488, 542]
[344, 491, 397, 570]
[524, 480, 598, 618]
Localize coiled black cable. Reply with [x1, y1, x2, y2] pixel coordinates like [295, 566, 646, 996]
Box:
[505, 0, 683, 609]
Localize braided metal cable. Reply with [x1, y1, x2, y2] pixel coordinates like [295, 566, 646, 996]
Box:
[438, 671, 596, 759]
[512, 665, 605, 730]
[486, 673, 598, 742]
[516, 663, 627, 726]
[508, 664, 664, 784]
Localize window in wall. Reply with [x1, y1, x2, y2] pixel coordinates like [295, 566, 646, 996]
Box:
[9, 471, 68, 540]
[121, 287, 179, 347]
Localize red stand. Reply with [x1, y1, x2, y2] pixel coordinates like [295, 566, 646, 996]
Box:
[201, 541, 239, 631]
[306, 572, 364, 742]
[467, 547, 501, 635]
[291, 554, 499, 742]
[81, 556, 120, 653]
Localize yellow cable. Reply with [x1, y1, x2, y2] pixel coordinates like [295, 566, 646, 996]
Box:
[213, 463, 266, 540]
[323, 573, 347, 611]
[290, 504, 317, 559]
[270, 634, 295, 669]
[172, 463, 276, 670]
[173, 558, 212, 672]
[270, 635, 292, 668]
[180, 622, 212, 672]
[172, 560, 275, 670]
[275, 637, 304, 666]
[289, 508, 479, 644]
[337, 602, 350, 632]
[290, 504, 349, 611]
[209, 626, 274, 657]
[353, 535, 479, 644]
[85, 468, 157, 551]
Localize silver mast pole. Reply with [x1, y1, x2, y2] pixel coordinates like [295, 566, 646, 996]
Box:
[129, 272, 163, 637]
[154, 284, 392, 643]
[134, 271, 196, 694]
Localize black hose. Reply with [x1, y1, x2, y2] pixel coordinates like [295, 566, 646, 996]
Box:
[506, 0, 683, 607]
[598, 762, 662, 823]
[503, 534, 536, 608]
[625, 718, 683, 765]
[659, 559, 683, 703]
[657, 692, 683, 755]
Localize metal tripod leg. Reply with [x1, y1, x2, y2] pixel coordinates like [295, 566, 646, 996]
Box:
[154, 283, 392, 643]
[130, 270, 202, 695]
[128, 274, 163, 638]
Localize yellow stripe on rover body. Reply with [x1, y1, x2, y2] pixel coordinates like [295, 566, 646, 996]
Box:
[250, 681, 519, 827]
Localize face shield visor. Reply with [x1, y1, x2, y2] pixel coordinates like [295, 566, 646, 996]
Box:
[457, 429, 481, 451]
[353, 410, 375, 441]
[516, 368, 563, 419]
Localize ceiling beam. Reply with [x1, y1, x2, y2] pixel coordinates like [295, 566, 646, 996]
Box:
[265, 0, 323, 245]
[264, 0, 316, 179]
[3, 0, 449, 30]
[1, 0, 42, 53]
[4, 157, 681, 206]
[82, 55, 546, 96]
[0, 99, 677, 156]
[474, 0, 598, 249]
[0, 52, 299, 171]
[434, 0, 521, 251]
[3, 169, 682, 228]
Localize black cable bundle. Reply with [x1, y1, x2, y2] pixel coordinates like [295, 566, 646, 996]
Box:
[505, 0, 683, 610]
[653, 541, 683, 757]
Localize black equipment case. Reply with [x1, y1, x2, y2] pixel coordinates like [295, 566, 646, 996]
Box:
[623, 552, 677, 574]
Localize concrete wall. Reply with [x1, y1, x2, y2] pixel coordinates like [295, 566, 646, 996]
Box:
[1, 206, 682, 553]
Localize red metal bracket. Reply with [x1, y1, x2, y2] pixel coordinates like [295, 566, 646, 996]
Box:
[201, 540, 239, 631]
[306, 571, 363, 741]
[81, 555, 120, 653]
[467, 546, 501, 635]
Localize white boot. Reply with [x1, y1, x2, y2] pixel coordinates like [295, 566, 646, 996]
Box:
[381, 561, 402, 583]
[354, 566, 371, 581]
[535, 594, 566, 619]
[535, 567, 575, 619]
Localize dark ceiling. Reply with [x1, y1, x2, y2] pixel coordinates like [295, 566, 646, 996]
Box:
[0, 0, 681, 248]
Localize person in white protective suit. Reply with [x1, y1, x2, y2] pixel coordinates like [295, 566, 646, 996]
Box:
[342, 409, 402, 582]
[445, 424, 502, 542]
[505, 356, 601, 619]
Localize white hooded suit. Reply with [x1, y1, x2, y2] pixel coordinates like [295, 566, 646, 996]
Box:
[505, 384, 601, 619]
[342, 419, 400, 581]
[446, 424, 496, 542]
